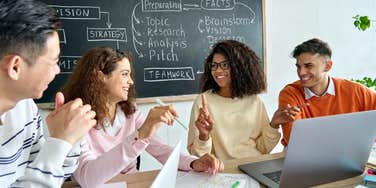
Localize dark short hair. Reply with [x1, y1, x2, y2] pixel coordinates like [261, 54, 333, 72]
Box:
[200, 40, 266, 98]
[0, 0, 60, 64]
[292, 38, 332, 58]
[62, 47, 136, 128]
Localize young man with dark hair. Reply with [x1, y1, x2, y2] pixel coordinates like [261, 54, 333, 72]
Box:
[0, 0, 96, 186]
[270, 38, 376, 146]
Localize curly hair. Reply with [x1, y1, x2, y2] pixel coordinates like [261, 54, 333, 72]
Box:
[0, 0, 61, 64]
[62, 47, 136, 128]
[200, 40, 266, 98]
[292, 38, 332, 58]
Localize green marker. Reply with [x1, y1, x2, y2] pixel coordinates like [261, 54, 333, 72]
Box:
[230, 180, 240, 188]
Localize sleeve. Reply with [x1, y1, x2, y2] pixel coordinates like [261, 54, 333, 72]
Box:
[11, 112, 74, 187]
[73, 132, 149, 188]
[146, 134, 197, 171]
[255, 98, 281, 154]
[187, 94, 213, 157]
[356, 83, 376, 110]
[279, 86, 304, 146]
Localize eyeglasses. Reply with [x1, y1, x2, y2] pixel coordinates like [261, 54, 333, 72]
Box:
[209, 61, 230, 71]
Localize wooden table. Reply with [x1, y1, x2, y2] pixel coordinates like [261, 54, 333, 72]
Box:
[63, 152, 363, 188]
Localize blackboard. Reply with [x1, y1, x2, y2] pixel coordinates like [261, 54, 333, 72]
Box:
[36, 0, 265, 103]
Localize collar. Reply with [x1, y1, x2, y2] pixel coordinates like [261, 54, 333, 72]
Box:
[304, 77, 335, 100]
[103, 105, 125, 136]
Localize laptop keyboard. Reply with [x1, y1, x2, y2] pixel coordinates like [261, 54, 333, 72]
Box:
[263, 170, 282, 184]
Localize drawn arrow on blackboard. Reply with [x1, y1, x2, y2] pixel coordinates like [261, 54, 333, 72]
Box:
[197, 71, 204, 74]
[183, 3, 199, 7]
[183, 7, 201, 11]
[183, 3, 201, 11]
[132, 4, 140, 24]
[131, 3, 144, 58]
[100, 11, 112, 28]
[235, 2, 256, 23]
[134, 37, 143, 46]
[197, 19, 204, 33]
[132, 26, 141, 37]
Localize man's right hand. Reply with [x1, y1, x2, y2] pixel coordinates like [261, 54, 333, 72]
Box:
[46, 92, 97, 145]
[195, 94, 214, 141]
[270, 103, 309, 128]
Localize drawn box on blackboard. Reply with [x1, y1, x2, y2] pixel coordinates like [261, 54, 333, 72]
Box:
[87, 28, 127, 42]
[50, 5, 101, 20]
[58, 56, 81, 74]
[142, 0, 182, 12]
[201, 0, 235, 10]
[144, 67, 195, 82]
[57, 29, 66, 44]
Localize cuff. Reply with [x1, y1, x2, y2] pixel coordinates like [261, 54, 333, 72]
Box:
[37, 137, 72, 167]
[269, 122, 280, 129]
[265, 124, 282, 139]
[125, 131, 149, 150]
[192, 136, 212, 156]
[188, 157, 198, 170]
[195, 136, 212, 147]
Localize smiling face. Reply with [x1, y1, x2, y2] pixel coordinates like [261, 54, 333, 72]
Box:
[211, 53, 232, 94]
[103, 57, 134, 104]
[21, 31, 61, 99]
[295, 52, 332, 95]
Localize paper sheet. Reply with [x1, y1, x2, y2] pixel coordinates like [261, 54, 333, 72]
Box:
[97, 181, 127, 188]
[176, 171, 260, 188]
[150, 141, 181, 188]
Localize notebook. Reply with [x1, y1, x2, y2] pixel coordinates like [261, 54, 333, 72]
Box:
[150, 140, 181, 188]
[239, 110, 376, 188]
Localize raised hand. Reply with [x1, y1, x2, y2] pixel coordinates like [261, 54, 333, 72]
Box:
[195, 94, 214, 141]
[138, 105, 178, 139]
[46, 92, 97, 145]
[270, 103, 309, 128]
[190, 153, 224, 175]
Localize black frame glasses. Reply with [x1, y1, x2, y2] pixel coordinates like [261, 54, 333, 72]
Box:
[209, 61, 230, 71]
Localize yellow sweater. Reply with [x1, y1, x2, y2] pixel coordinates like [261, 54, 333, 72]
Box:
[187, 90, 281, 160]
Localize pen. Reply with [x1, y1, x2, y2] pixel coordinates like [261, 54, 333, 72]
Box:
[296, 102, 309, 109]
[155, 98, 188, 130]
[230, 180, 240, 188]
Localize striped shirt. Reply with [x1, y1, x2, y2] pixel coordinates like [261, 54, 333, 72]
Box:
[0, 99, 80, 187]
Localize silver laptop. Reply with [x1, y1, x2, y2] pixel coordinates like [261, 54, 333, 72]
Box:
[150, 140, 181, 188]
[239, 110, 376, 188]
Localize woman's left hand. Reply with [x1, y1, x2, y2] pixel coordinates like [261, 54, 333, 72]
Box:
[190, 153, 224, 175]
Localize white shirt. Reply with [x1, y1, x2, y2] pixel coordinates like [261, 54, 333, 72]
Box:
[103, 105, 125, 136]
[304, 77, 336, 100]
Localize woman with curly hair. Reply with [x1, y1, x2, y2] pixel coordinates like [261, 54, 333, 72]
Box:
[187, 40, 281, 160]
[62, 47, 223, 187]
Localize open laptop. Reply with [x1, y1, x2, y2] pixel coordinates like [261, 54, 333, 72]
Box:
[239, 110, 376, 188]
[150, 140, 181, 188]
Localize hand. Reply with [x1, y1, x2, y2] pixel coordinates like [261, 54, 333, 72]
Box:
[270, 103, 309, 128]
[191, 153, 224, 175]
[195, 94, 214, 141]
[138, 105, 178, 139]
[46, 92, 97, 145]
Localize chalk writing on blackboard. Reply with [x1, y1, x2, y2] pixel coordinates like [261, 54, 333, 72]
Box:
[36, 0, 263, 102]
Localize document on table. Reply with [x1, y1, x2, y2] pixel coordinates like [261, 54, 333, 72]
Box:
[176, 171, 260, 188]
[97, 181, 127, 188]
